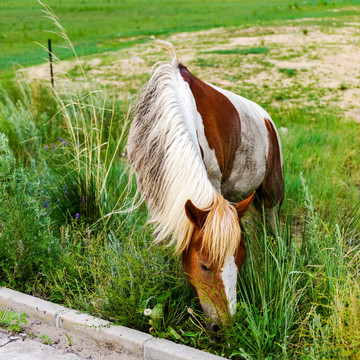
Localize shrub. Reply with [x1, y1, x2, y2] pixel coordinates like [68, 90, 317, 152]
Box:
[0, 133, 55, 290]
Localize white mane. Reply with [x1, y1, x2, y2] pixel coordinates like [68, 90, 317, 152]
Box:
[127, 56, 217, 253]
[127, 47, 242, 263]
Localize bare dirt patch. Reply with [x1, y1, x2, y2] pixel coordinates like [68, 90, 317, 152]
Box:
[22, 21, 360, 120]
[1, 312, 145, 360]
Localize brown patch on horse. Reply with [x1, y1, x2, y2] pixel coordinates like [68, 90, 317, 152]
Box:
[261, 118, 285, 208]
[179, 64, 241, 183]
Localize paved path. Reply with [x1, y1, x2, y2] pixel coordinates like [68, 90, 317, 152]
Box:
[0, 324, 146, 360]
[0, 324, 144, 360]
[0, 331, 79, 360]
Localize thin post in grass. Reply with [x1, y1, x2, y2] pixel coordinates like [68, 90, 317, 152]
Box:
[48, 38, 54, 88]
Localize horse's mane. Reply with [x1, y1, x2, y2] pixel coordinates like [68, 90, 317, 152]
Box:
[127, 43, 241, 266]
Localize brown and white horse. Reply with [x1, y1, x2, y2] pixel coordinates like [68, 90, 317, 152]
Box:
[127, 44, 284, 333]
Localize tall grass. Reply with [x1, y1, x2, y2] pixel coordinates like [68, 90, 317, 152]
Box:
[0, 133, 54, 289]
[35, 1, 133, 226]
[213, 176, 360, 359]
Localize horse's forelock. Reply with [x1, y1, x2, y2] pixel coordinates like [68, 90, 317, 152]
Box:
[199, 193, 241, 268]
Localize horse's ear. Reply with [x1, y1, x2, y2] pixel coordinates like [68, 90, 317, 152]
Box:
[234, 191, 256, 219]
[185, 200, 209, 228]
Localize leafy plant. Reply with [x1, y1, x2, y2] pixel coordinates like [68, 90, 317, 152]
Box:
[41, 334, 51, 345]
[0, 309, 28, 332]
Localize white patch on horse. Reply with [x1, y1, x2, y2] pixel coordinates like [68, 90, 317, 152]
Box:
[209, 84, 270, 199]
[175, 71, 203, 157]
[196, 117, 222, 192]
[221, 256, 238, 316]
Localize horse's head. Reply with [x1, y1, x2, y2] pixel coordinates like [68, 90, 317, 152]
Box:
[182, 192, 255, 334]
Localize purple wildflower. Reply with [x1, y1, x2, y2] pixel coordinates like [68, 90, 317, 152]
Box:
[0, 223, 3, 229]
[75, 213, 80, 221]
[51, 143, 54, 147]
[67, 141, 69, 147]
[23, 202, 26, 208]
[45, 145, 48, 150]
[81, 196, 85, 205]
[58, 137, 61, 142]
[54, 145, 57, 150]
[62, 138, 65, 144]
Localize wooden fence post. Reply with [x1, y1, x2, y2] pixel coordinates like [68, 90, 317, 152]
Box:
[48, 39, 54, 88]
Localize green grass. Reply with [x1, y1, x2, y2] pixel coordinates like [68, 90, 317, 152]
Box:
[1, 58, 359, 359]
[278, 67, 298, 77]
[1, 3, 360, 359]
[204, 47, 270, 55]
[2, 0, 360, 78]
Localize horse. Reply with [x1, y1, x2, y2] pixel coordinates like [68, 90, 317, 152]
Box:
[127, 43, 284, 333]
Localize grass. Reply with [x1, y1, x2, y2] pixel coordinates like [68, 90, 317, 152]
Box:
[2, 0, 360, 78]
[278, 67, 298, 77]
[1, 3, 360, 360]
[203, 47, 270, 55]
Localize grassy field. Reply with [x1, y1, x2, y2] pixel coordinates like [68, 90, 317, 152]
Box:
[1, 1, 360, 359]
[2, 0, 360, 78]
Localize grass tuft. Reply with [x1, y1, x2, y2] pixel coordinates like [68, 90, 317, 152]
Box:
[203, 47, 270, 55]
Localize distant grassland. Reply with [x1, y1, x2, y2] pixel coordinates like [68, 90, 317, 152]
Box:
[2, 0, 360, 78]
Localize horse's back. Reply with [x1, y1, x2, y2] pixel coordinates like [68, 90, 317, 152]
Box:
[179, 65, 283, 204]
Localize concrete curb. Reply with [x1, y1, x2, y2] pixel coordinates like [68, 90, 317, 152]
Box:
[0, 287, 227, 360]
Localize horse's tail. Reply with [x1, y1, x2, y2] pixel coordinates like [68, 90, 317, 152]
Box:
[127, 43, 215, 252]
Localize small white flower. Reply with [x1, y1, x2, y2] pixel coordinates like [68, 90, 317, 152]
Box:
[144, 308, 152, 316]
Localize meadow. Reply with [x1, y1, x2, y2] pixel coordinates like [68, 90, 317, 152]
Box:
[1, 1, 360, 359]
[2, 0, 360, 78]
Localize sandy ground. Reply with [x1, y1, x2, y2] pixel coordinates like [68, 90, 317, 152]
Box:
[0, 312, 145, 360]
[21, 20, 360, 122]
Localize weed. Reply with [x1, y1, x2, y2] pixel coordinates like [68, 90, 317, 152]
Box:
[41, 334, 51, 345]
[65, 333, 73, 346]
[0, 309, 28, 332]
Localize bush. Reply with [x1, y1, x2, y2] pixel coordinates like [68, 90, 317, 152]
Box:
[0, 133, 55, 290]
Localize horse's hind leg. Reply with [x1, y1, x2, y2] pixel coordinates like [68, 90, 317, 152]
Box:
[265, 206, 277, 230]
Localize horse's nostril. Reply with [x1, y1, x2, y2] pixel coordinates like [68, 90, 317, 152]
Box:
[210, 323, 220, 332]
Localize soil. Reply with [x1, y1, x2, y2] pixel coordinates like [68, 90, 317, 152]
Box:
[3, 312, 145, 360]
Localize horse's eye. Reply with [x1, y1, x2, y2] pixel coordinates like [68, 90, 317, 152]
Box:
[200, 263, 211, 272]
